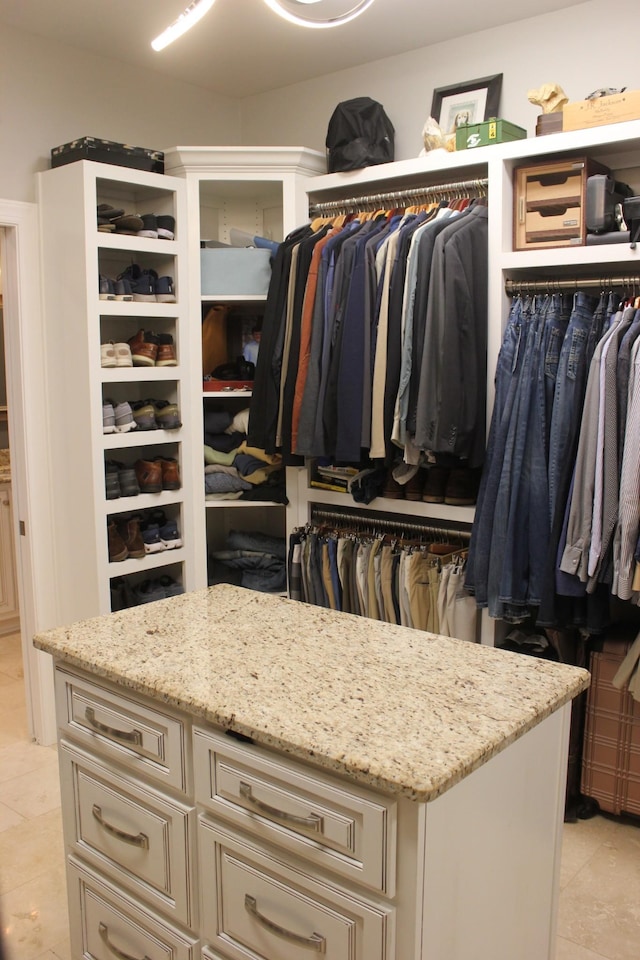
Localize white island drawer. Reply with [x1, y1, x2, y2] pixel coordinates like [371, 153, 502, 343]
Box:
[199, 817, 394, 960]
[59, 739, 196, 928]
[56, 666, 189, 793]
[194, 727, 396, 894]
[67, 856, 199, 960]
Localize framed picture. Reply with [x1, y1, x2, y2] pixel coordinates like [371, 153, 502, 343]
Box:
[430, 74, 503, 134]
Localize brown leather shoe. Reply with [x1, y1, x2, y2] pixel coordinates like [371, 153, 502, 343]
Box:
[155, 456, 181, 490]
[134, 458, 163, 493]
[404, 468, 426, 501]
[444, 467, 481, 506]
[117, 517, 145, 559]
[108, 520, 128, 562]
[422, 466, 449, 503]
[155, 333, 177, 366]
[128, 329, 158, 366]
[383, 470, 404, 499]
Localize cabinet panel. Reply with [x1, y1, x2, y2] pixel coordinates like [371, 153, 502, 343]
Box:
[198, 816, 394, 960]
[0, 482, 19, 631]
[67, 855, 199, 960]
[194, 726, 396, 895]
[55, 666, 189, 793]
[59, 739, 196, 928]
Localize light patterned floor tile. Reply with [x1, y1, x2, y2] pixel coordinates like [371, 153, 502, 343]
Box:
[555, 936, 610, 959]
[0, 741, 59, 785]
[559, 814, 623, 889]
[0, 633, 25, 681]
[0, 800, 24, 834]
[0, 860, 69, 960]
[0, 809, 64, 896]
[0, 761, 61, 819]
[557, 817, 640, 960]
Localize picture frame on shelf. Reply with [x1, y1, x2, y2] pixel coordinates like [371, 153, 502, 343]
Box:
[430, 74, 503, 134]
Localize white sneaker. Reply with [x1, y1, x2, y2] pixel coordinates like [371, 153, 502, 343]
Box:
[100, 342, 117, 367]
[114, 343, 133, 367]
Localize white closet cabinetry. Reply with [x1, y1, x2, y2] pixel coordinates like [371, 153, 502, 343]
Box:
[164, 148, 326, 575]
[294, 120, 640, 624]
[37, 162, 204, 623]
[0, 482, 19, 634]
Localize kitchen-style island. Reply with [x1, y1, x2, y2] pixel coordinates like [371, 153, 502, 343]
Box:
[35, 583, 589, 960]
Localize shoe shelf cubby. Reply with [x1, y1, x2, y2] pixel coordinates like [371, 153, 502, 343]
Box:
[164, 147, 327, 595]
[38, 159, 206, 624]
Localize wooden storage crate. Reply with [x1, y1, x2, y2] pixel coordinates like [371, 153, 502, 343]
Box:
[581, 639, 640, 816]
[514, 156, 609, 250]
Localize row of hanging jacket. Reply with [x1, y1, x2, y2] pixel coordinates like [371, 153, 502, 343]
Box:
[247, 182, 489, 472]
[465, 284, 640, 634]
[289, 513, 477, 642]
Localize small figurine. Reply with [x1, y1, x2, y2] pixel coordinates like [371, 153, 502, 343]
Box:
[527, 82, 569, 114]
[586, 86, 626, 100]
[420, 116, 456, 155]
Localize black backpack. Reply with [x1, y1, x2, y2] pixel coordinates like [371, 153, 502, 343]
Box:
[326, 97, 394, 173]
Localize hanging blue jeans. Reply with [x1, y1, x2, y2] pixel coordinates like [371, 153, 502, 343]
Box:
[466, 295, 528, 606]
[547, 292, 600, 527]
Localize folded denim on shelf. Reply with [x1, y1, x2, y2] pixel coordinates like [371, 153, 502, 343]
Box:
[205, 491, 244, 501]
[204, 464, 243, 477]
[204, 471, 252, 494]
[226, 529, 287, 559]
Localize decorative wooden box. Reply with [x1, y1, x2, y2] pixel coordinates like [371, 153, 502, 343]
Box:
[514, 156, 610, 250]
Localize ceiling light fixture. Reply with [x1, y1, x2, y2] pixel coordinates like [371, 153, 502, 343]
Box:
[262, 0, 376, 28]
[152, 0, 217, 51]
[152, 0, 375, 51]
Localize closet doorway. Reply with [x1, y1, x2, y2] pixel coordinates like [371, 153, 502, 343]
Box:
[0, 202, 58, 745]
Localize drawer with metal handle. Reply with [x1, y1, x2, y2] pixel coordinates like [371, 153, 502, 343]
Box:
[59, 739, 196, 927]
[194, 726, 396, 895]
[66, 856, 199, 960]
[55, 666, 189, 792]
[198, 817, 394, 960]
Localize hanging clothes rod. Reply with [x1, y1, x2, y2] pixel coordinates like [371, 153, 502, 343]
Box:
[505, 274, 640, 295]
[308, 177, 489, 216]
[309, 507, 472, 542]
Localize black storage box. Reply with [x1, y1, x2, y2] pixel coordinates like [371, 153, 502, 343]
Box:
[50, 137, 164, 174]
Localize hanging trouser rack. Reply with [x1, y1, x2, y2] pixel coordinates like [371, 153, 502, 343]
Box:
[505, 274, 640, 295]
[309, 507, 472, 542]
[308, 177, 489, 217]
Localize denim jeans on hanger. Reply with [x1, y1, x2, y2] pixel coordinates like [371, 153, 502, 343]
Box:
[486, 295, 543, 618]
[547, 292, 601, 526]
[465, 295, 528, 606]
[498, 294, 554, 614]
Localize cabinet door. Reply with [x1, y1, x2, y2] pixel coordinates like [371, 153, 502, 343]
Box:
[0, 483, 19, 628]
[198, 816, 394, 960]
[67, 855, 200, 960]
[59, 738, 197, 928]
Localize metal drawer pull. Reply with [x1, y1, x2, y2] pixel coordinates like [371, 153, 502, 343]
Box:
[244, 895, 326, 953]
[92, 804, 149, 849]
[239, 781, 323, 832]
[85, 707, 142, 746]
[99, 922, 150, 960]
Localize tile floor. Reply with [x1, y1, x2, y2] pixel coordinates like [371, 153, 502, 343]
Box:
[0, 629, 639, 959]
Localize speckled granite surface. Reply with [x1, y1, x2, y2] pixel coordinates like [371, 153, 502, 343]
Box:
[34, 584, 589, 802]
[0, 448, 10, 483]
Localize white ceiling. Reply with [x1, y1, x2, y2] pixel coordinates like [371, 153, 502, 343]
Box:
[0, 0, 586, 99]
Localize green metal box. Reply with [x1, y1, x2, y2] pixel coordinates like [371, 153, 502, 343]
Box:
[456, 118, 527, 150]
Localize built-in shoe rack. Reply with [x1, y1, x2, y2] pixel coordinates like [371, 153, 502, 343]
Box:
[164, 147, 326, 580]
[37, 161, 205, 623]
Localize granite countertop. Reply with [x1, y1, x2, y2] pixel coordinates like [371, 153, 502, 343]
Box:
[34, 584, 589, 802]
[0, 448, 10, 483]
